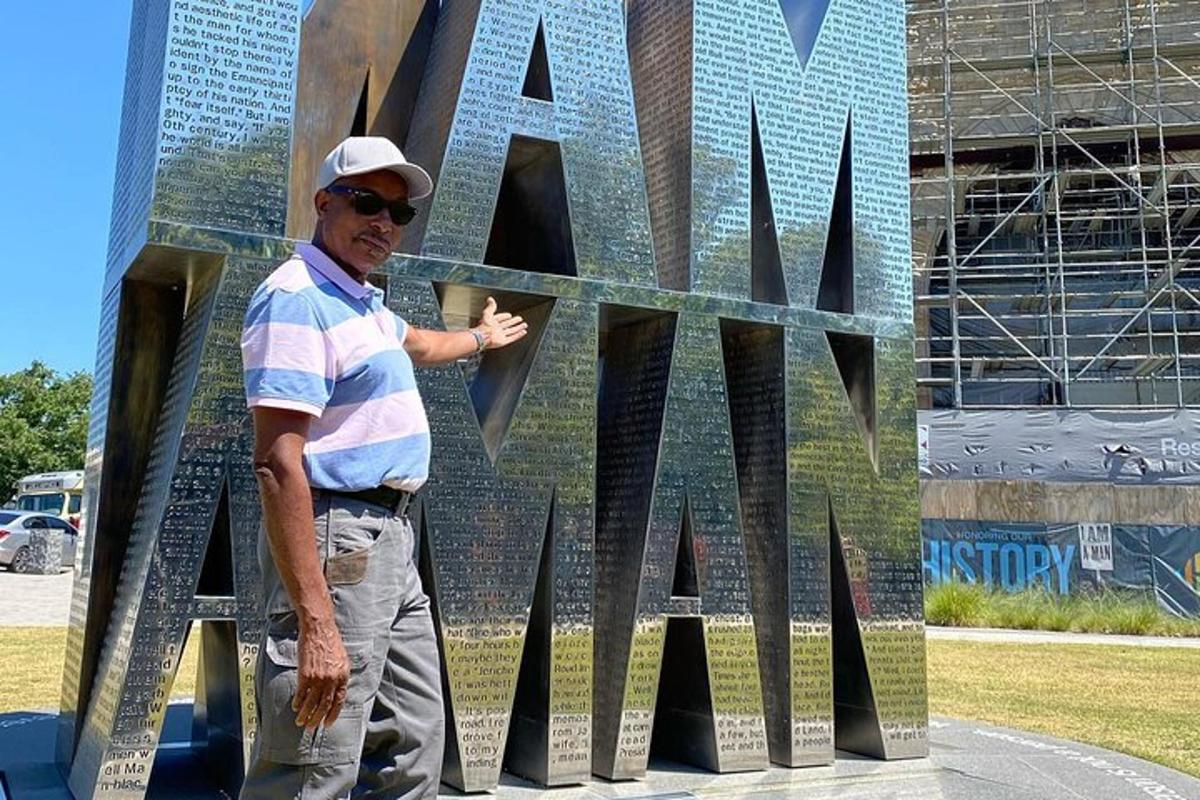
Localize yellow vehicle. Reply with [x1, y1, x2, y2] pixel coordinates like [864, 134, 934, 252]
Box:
[13, 471, 84, 530]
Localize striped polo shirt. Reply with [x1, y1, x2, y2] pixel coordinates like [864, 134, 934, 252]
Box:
[241, 242, 430, 492]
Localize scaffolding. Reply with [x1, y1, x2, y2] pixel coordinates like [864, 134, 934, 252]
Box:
[908, 0, 1200, 408]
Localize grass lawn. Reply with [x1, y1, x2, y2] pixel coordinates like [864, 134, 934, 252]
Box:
[928, 639, 1200, 779]
[3, 628, 1196, 781]
[0, 627, 200, 715]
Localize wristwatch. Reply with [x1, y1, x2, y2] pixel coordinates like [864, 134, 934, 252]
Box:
[470, 328, 487, 353]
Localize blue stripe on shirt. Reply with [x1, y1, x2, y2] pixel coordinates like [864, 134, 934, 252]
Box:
[327, 349, 420, 407]
[306, 433, 432, 491]
[244, 367, 335, 410]
[247, 288, 367, 330]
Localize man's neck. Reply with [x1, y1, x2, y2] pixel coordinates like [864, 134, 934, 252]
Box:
[310, 235, 368, 284]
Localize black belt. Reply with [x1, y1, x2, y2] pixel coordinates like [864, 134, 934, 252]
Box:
[313, 486, 413, 517]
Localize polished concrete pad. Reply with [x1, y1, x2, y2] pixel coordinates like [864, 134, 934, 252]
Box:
[2, 707, 1196, 799]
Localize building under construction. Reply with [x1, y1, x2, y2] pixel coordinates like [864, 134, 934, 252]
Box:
[909, 0, 1200, 408]
[907, 1, 1200, 615]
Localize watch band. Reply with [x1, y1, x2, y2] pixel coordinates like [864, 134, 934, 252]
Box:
[471, 328, 487, 352]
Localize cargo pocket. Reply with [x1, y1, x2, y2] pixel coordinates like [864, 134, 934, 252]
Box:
[318, 637, 376, 764]
[257, 626, 374, 766]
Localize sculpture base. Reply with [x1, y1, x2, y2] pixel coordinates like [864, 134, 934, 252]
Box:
[3, 710, 1196, 800]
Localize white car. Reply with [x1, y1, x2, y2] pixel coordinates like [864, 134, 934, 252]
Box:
[0, 511, 78, 573]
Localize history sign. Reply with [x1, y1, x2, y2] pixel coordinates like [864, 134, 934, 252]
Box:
[57, 1, 926, 797]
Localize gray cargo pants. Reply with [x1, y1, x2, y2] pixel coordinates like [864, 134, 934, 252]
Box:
[241, 492, 444, 800]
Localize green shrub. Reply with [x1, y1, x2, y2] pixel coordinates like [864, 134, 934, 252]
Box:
[987, 591, 1052, 630]
[924, 581, 987, 627]
[924, 583, 1200, 636]
[1038, 601, 1073, 632]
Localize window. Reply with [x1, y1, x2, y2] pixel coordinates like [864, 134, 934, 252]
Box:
[17, 493, 65, 514]
[24, 517, 48, 530]
[0, 512, 18, 525]
[68, 494, 82, 514]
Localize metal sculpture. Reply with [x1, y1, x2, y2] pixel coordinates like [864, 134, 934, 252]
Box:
[57, 1, 926, 797]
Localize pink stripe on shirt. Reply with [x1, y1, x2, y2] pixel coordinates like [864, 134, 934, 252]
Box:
[323, 311, 405, 373]
[242, 322, 332, 377]
[305, 389, 430, 455]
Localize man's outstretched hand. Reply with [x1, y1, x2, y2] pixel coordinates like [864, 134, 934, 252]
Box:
[476, 296, 529, 350]
[403, 296, 530, 365]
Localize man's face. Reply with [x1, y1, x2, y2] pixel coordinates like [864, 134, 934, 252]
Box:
[313, 170, 410, 278]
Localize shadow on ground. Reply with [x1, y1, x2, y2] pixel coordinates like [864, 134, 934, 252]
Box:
[3, 709, 1199, 799]
[0, 706, 233, 800]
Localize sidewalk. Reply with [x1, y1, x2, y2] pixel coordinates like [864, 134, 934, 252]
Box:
[0, 570, 73, 627]
[928, 624, 1200, 649]
[4, 710, 1199, 800]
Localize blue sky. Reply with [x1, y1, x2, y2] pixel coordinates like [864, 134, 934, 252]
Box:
[0, 1, 134, 375]
[0, 1, 322, 376]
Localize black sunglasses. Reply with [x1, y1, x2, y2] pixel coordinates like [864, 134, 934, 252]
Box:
[326, 186, 418, 226]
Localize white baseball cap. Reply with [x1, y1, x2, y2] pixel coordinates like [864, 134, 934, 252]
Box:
[317, 136, 434, 200]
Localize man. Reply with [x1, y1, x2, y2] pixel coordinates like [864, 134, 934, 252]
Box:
[239, 136, 527, 800]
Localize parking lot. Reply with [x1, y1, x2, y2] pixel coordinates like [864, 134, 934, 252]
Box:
[0, 570, 73, 626]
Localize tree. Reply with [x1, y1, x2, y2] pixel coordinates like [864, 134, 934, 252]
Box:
[0, 362, 91, 499]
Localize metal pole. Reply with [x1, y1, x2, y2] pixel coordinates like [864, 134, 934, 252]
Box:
[941, 0, 963, 408]
[1157, 54, 1200, 99]
[1029, 0, 1060, 402]
[1146, 0, 1185, 405]
[1123, 0, 1157, 405]
[1043, 1, 1072, 405]
[1074, 281, 1176, 378]
[1048, 42, 1160, 126]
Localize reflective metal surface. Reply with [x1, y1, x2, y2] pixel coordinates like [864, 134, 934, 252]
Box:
[286, 0, 437, 238]
[68, 258, 270, 799]
[387, 281, 598, 791]
[629, 0, 912, 318]
[105, 0, 299, 299]
[725, 321, 836, 768]
[787, 329, 927, 760]
[403, 0, 658, 286]
[26, 530, 65, 574]
[63, 0, 925, 797]
[65, 257, 267, 800]
[593, 311, 769, 779]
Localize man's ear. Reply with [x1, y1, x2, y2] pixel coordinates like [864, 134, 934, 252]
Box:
[313, 188, 329, 218]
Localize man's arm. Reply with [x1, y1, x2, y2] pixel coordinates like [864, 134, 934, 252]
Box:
[404, 296, 528, 366]
[252, 407, 349, 731]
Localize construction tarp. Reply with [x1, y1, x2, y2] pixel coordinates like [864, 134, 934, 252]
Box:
[923, 520, 1200, 618]
[920, 409, 1200, 484]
